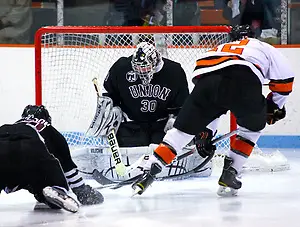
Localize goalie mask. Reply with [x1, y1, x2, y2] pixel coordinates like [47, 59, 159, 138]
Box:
[21, 105, 52, 124]
[131, 42, 162, 85]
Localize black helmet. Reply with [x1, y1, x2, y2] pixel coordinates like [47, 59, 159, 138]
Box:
[21, 105, 52, 124]
[229, 25, 255, 41]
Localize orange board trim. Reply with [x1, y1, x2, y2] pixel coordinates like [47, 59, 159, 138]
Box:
[1, 44, 300, 48]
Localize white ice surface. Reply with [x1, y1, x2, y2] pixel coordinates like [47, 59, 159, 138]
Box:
[1, 150, 300, 227]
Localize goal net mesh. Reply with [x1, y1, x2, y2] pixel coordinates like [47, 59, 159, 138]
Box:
[35, 26, 289, 173]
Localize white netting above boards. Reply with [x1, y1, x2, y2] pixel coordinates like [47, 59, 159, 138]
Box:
[34, 26, 289, 173]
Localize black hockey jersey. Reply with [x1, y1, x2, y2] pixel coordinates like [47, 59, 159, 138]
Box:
[103, 56, 189, 123]
[15, 117, 76, 172]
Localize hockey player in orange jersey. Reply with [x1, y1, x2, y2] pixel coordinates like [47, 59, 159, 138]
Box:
[131, 25, 295, 196]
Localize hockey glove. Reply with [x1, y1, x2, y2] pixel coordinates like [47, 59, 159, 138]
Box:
[194, 128, 216, 158]
[266, 93, 286, 125]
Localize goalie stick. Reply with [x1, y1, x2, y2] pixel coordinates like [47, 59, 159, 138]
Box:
[92, 77, 127, 176]
[93, 129, 239, 189]
[93, 165, 210, 190]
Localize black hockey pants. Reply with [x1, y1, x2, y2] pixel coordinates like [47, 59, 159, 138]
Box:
[174, 65, 267, 135]
[0, 124, 69, 199]
[116, 119, 167, 147]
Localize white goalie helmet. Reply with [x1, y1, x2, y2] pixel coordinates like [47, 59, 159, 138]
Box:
[131, 42, 162, 85]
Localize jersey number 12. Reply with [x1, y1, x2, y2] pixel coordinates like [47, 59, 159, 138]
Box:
[210, 39, 250, 54]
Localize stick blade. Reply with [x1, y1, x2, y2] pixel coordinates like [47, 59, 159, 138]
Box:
[92, 169, 115, 185]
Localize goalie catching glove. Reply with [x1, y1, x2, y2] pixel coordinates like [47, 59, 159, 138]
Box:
[87, 96, 123, 137]
[266, 92, 286, 125]
[194, 128, 216, 158]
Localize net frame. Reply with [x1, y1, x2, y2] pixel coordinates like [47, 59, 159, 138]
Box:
[34, 25, 289, 172]
[34, 25, 234, 148]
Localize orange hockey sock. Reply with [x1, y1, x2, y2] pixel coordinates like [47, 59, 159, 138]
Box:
[153, 142, 177, 165]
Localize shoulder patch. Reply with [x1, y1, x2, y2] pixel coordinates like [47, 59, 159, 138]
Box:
[126, 71, 138, 82]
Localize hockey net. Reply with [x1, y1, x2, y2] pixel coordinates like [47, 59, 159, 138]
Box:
[35, 26, 289, 173]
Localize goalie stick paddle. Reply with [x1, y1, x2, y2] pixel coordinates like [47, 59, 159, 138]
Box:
[92, 77, 127, 177]
[93, 129, 239, 189]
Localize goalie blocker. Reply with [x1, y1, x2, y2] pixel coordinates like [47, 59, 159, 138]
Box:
[87, 95, 122, 137]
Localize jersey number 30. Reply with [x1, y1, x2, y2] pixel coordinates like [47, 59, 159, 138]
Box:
[141, 100, 157, 112]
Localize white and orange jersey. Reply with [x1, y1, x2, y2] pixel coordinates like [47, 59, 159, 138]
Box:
[193, 38, 294, 108]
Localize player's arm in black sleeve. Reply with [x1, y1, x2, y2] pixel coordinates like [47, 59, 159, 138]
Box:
[39, 125, 77, 172]
[168, 65, 189, 116]
[103, 59, 122, 106]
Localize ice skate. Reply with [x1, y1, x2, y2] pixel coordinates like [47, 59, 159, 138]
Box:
[34, 191, 61, 210]
[132, 162, 162, 196]
[42, 186, 79, 213]
[217, 156, 241, 197]
[72, 184, 104, 205]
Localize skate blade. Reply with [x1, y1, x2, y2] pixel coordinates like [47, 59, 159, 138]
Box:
[217, 186, 238, 197]
[131, 184, 143, 197]
[34, 202, 50, 210]
[42, 187, 79, 213]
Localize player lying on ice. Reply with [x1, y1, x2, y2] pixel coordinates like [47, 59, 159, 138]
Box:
[0, 120, 79, 212]
[19, 105, 104, 206]
[85, 41, 215, 179]
[131, 25, 294, 196]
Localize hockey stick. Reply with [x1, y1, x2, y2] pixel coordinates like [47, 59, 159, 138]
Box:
[93, 170, 143, 189]
[94, 165, 210, 190]
[93, 129, 239, 188]
[92, 77, 127, 176]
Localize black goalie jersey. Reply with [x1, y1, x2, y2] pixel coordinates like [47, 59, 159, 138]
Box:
[103, 56, 189, 122]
